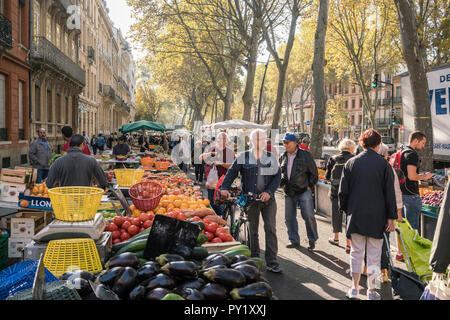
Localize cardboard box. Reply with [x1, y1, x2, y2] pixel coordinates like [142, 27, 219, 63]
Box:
[8, 237, 33, 258]
[0, 182, 27, 202]
[18, 193, 53, 210]
[10, 217, 45, 238]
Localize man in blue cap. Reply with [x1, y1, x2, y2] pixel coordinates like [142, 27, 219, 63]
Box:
[279, 133, 319, 251]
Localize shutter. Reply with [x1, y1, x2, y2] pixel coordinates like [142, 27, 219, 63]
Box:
[0, 74, 5, 128]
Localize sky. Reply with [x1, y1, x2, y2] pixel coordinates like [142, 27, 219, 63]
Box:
[105, 0, 144, 61]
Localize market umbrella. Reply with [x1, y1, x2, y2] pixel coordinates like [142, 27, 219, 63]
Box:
[119, 120, 165, 133]
[211, 119, 270, 130]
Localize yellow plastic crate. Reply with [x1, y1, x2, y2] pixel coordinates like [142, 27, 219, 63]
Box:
[43, 239, 103, 277]
[114, 169, 145, 187]
[48, 187, 104, 222]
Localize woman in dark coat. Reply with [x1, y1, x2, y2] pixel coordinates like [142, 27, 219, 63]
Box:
[339, 129, 397, 300]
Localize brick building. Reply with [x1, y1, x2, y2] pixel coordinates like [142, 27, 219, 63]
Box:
[0, 0, 32, 168]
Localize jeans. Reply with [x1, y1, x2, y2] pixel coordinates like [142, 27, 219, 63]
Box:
[36, 169, 49, 184]
[285, 189, 318, 243]
[194, 164, 204, 182]
[207, 188, 223, 216]
[247, 199, 279, 267]
[402, 194, 422, 230]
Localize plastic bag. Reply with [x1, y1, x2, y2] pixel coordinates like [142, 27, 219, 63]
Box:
[206, 165, 219, 189]
[420, 273, 450, 300]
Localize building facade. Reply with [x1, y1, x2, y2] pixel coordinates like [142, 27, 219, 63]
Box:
[0, 0, 32, 168]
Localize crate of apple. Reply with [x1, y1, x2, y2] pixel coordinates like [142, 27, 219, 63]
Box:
[105, 213, 155, 244]
[421, 191, 444, 207]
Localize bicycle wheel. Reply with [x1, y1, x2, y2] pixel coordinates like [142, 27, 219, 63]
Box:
[233, 219, 252, 249]
[222, 204, 235, 229]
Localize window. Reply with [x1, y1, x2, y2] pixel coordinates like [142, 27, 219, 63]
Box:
[386, 90, 391, 99]
[351, 115, 355, 125]
[396, 86, 402, 97]
[344, 83, 348, 94]
[359, 98, 363, 109]
[47, 87, 52, 123]
[65, 97, 69, 124]
[56, 24, 61, 49]
[345, 100, 348, 109]
[56, 92, 61, 123]
[359, 114, 362, 125]
[46, 14, 51, 42]
[352, 85, 356, 94]
[72, 40, 76, 60]
[64, 33, 68, 55]
[18, 4, 22, 43]
[352, 99, 356, 109]
[33, 0, 40, 37]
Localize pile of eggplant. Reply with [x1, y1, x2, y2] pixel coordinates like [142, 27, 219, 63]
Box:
[64, 245, 276, 300]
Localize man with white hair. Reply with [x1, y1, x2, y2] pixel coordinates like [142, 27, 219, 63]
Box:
[220, 129, 282, 273]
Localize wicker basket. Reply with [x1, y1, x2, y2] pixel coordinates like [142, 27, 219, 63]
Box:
[129, 182, 163, 211]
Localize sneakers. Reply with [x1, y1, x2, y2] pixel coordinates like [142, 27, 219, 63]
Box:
[286, 243, 301, 249]
[346, 288, 359, 299]
[308, 241, 315, 251]
[367, 291, 381, 300]
[266, 264, 282, 273]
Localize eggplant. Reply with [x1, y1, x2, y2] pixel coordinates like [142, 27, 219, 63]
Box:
[230, 282, 273, 300]
[177, 278, 206, 291]
[141, 261, 161, 272]
[61, 271, 95, 282]
[231, 260, 258, 269]
[129, 285, 146, 301]
[203, 254, 231, 269]
[106, 252, 139, 269]
[96, 267, 125, 287]
[203, 268, 246, 288]
[182, 288, 205, 301]
[233, 265, 261, 283]
[145, 273, 176, 290]
[112, 267, 138, 299]
[145, 288, 172, 300]
[138, 265, 160, 282]
[200, 283, 228, 300]
[204, 253, 223, 263]
[161, 261, 198, 278]
[69, 278, 91, 296]
[155, 254, 185, 266]
[231, 255, 250, 264]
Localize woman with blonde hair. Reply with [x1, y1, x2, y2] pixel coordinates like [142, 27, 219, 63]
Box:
[325, 138, 356, 252]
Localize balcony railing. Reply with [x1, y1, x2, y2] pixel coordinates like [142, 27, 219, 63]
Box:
[376, 118, 391, 125]
[31, 37, 85, 86]
[382, 98, 392, 106]
[102, 85, 115, 99]
[88, 46, 95, 62]
[118, 77, 129, 91]
[0, 13, 13, 49]
[393, 96, 402, 104]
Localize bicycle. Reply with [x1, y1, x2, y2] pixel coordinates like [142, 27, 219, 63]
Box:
[215, 186, 240, 228]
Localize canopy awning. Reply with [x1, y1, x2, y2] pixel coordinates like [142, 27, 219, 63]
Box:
[211, 119, 270, 130]
[119, 120, 166, 133]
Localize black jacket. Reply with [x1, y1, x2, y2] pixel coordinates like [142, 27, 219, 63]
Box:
[279, 148, 318, 197]
[325, 151, 354, 198]
[339, 149, 397, 239]
[46, 148, 108, 189]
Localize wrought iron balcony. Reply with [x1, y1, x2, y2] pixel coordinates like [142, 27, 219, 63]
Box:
[383, 98, 392, 106]
[0, 13, 13, 49]
[118, 77, 129, 91]
[102, 85, 115, 101]
[88, 46, 95, 62]
[31, 37, 85, 86]
[393, 96, 402, 104]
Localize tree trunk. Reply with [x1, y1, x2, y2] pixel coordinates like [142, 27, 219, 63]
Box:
[223, 57, 238, 121]
[271, 65, 288, 129]
[300, 103, 305, 132]
[394, 0, 433, 171]
[310, 0, 329, 159]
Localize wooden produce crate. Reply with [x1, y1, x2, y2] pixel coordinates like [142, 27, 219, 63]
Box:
[1, 169, 29, 184]
[202, 241, 242, 253]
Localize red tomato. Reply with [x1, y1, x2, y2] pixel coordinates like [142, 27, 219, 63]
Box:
[131, 218, 141, 227]
[120, 232, 131, 241]
[109, 223, 119, 232]
[143, 220, 153, 229]
[211, 237, 223, 243]
[113, 239, 121, 245]
[139, 227, 145, 233]
[139, 213, 150, 222]
[128, 225, 139, 236]
[218, 233, 233, 242]
[122, 221, 131, 230]
[111, 230, 121, 239]
[215, 227, 229, 236]
[177, 212, 186, 221]
[205, 231, 215, 241]
[113, 216, 124, 227]
[205, 222, 219, 234]
[167, 212, 178, 219]
[124, 217, 132, 223]
[148, 214, 155, 220]
[192, 216, 202, 222]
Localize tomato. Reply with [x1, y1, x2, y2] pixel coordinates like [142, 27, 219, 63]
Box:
[139, 213, 150, 222]
[177, 212, 186, 221]
[148, 214, 155, 221]
[192, 216, 202, 222]
[205, 231, 215, 241]
[139, 227, 145, 233]
[143, 220, 152, 229]
[109, 223, 119, 232]
[120, 232, 131, 241]
[131, 218, 141, 227]
[113, 216, 124, 227]
[215, 227, 229, 236]
[211, 237, 223, 243]
[113, 239, 121, 245]
[111, 230, 121, 239]
[218, 233, 233, 242]
[205, 222, 219, 234]
[122, 221, 131, 230]
[127, 225, 139, 236]
[167, 212, 178, 219]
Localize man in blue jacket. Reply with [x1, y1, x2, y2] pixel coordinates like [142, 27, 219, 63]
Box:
[220, 129, 282, 273]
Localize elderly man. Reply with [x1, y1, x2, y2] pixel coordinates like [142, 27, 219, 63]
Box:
[220, 129, 282, 273]
[279, 133, 319, 251]
[29, 128, 53, 183]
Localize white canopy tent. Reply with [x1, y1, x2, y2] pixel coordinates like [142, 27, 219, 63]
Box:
[210, 119, 270, 130]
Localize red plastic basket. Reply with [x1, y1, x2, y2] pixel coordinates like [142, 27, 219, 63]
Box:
[129, 182, 164, 211]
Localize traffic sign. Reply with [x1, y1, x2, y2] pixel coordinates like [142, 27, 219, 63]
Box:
[306, 121, 311, 126]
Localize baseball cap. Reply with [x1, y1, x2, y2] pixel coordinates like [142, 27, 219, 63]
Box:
[283, 133, 298, 143]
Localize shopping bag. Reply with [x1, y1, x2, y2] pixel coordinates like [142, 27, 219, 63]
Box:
[420, 273, 450, 300]
[206, 165, 219, 189]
